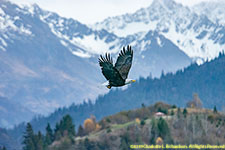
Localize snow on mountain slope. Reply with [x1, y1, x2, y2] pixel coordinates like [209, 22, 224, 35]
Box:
[0, 0, 108, 127]
[0, 0, 192, 128]
[28, 5, 122, 57]
[18, 2, 191, 77]
[192, 1, 225, 26]
[93, 0, 225, 61]
[1, 1, 123, 57]
[0, 3, 33, 52]
[125, 31, 191, 78]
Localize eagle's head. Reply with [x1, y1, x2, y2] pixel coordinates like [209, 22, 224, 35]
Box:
[125, 79, 136, 85]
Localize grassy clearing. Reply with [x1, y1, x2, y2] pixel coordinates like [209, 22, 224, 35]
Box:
[111, 121, 135, 130]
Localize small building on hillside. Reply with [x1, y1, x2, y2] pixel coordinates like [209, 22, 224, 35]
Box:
[154, 112, 166, 117]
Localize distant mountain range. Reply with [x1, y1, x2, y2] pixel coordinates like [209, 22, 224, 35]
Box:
[0, 0, 193, 128]
[0, 0, 107, 128]
[93, 0, 225, 62]
[193, 1, 225, 26]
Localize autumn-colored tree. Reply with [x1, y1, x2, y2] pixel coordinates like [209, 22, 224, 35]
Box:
[95, 123, 101, 131]
[84, 119, 96, 133]
[135, 118, 141, 124]
[156, 137, 163, 145]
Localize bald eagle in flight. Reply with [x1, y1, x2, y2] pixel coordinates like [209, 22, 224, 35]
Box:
[99, 45, 135, 89]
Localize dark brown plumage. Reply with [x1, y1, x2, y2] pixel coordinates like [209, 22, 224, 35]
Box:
[99, 45, 134, 89]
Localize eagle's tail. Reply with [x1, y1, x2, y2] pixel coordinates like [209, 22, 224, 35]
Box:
[101, 81, 111, 89]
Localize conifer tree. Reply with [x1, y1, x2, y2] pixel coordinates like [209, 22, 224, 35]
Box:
[150, 118, 158, 144]
[170, 110, 174, 116]
[45, 123, 54, 145]
[77, 125, 85, 137]
[60, 114, 75, 137]
[35, 131, 44, 150]
[150, 118, 173, 144]
[183, 108, 188, 118]
[84, 138, 95, 150]
[157, 117, 173, 144]
[177, 107, 181, 118]
[0, 146, 6, 150]
[54, 122, 61, 140]
[54, 114, 75, 140]
[119, 132, 131, 150]
[157, 118, 169, 137]
[23, 123, 35, 150]
[141, 103, 146, 108]
[213, 106, 217, 113]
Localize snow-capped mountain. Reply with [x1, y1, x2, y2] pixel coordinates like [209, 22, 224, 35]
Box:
[93, 0, 225, 62]
[0, 0, 192, 128]
[193, 1, 225, 26]
[115, 31, 191, 78]
[0, 0, 106, 127]
[34, 5, 122, 57]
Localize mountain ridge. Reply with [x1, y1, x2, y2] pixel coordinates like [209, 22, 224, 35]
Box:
[93, 0, 225, 61]
[0, 0, 192, 128]
[192, 1, 225, 26]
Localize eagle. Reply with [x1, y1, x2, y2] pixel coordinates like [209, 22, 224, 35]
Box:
[99, 45, 135, 89]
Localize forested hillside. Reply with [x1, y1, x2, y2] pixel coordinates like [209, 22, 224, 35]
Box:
[6, 53, 225, 150]
[20, 102, 225, 150]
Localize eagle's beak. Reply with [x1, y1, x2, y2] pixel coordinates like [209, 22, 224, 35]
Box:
[132, 80, 136, 82]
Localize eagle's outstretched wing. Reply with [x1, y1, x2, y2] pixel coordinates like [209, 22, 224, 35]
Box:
[115, 45, 133, 80]
[99, 53, 124, 85]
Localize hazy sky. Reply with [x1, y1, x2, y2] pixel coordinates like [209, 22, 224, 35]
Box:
[10, 0, 212, 24]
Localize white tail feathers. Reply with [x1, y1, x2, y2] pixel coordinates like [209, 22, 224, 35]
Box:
[97, 81, 109, 89]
